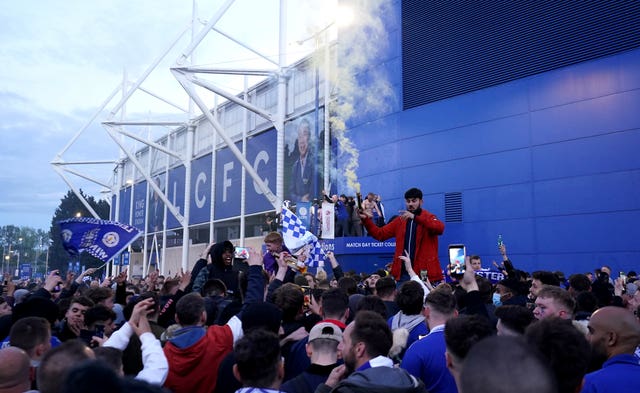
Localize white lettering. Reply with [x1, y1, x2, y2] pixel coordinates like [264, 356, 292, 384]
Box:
[252, 150, 269, 195]
[223, 162, 234, 202]
[87, 245, 109, 260]
[172, 181, 181, 214]
[321, 243, 335, 251]
[195, 172, 207, 208]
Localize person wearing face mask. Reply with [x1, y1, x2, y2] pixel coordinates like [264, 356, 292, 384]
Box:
[492, 291, 503, 307]
[493, 278, 527, 307]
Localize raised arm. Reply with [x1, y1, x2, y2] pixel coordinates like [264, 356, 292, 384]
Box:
[399, 251, 432, 299]
[326, 251, 344, 281]
[129, 298, 169, 385]
[458, 257, 488, 319]
[227, 247, 266, 344]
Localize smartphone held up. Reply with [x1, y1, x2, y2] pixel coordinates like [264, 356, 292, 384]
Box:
[234, 247, 249, 259]
[448, 244, 466, 275]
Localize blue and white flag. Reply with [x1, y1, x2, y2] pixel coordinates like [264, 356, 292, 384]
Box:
[281, 207, 325, 268]
[58, 217, 142, 262]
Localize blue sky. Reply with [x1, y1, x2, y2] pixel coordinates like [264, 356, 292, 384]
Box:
[0, 0, 330, 231]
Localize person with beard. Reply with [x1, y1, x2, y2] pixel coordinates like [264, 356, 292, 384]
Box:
[359, 187, 445, 283]
[582, 306, 640, 393]
[191, 241, 238, 297]
[316, 310, 426, 393]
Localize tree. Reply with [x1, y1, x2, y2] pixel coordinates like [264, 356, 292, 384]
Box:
[48, 189, 110, 273]
[0, 225, 50, 277]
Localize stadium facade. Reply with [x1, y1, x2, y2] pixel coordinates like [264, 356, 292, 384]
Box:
[101, 0, 640, 277]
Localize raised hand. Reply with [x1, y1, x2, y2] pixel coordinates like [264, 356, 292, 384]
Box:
[101, 276, 112, 288]
[399, 250, 415, 275]
[399, 210, 415, 220]
[178, 269, 191, 291]
[65, 271, 76, 286]
[115, 268, 128, 284]
[247, 247, 263, 267]
[200, 242, 216, 262]
[459, 256, 479, 292]
[130, 298, 154, 336]
[76, 267, 97, 284]
[325, 364, 348, 388]
[44, 270, 63, 292]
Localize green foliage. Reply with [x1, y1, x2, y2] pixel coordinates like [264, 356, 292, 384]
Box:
[0, 225, 50, 276]
[48, 189, 110, 273]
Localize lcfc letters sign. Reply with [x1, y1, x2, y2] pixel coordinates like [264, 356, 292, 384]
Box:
[214, 130, 277, 220]
[124, 129, 277, 229]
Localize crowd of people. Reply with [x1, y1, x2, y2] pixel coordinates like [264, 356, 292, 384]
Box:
[0, 186, 639, 393]
[291, 190, 387, 238]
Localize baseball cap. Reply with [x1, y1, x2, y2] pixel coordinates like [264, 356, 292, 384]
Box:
[308, 322, 342, 343]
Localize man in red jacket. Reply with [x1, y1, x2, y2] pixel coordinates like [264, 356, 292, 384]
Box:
[360, 187, 445, 283]
[162, 248, 265, 393]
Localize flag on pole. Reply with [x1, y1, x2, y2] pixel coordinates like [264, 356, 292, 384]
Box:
[281, 207, 325, 268]
[58, 217, 142, 262]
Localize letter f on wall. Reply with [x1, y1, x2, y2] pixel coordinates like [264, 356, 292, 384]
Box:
[223, 162, 234, 202]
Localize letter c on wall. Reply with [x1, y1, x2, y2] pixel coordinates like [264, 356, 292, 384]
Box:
[195, 172, 207, 208]
[252, 150, 269, 194]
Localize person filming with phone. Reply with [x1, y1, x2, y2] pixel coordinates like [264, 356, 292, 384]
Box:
[359, 187, 445, 283]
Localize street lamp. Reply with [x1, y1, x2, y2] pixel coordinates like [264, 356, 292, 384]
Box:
[15, 237, 23, 278]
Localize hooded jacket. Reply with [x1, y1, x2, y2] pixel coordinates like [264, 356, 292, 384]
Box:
[163, 264, 266, 393]
[316, 365, 427, 393]
[163, 324, 234, 393]
[192, 241, 238, 295]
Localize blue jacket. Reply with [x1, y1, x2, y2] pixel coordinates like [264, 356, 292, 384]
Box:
[401, 326, 458, 393]
[581, 354, 640, 393]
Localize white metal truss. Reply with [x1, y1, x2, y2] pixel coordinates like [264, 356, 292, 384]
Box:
[52, 0, 294, 273]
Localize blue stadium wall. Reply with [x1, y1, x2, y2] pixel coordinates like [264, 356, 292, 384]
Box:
[341, 0, 640, 276]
